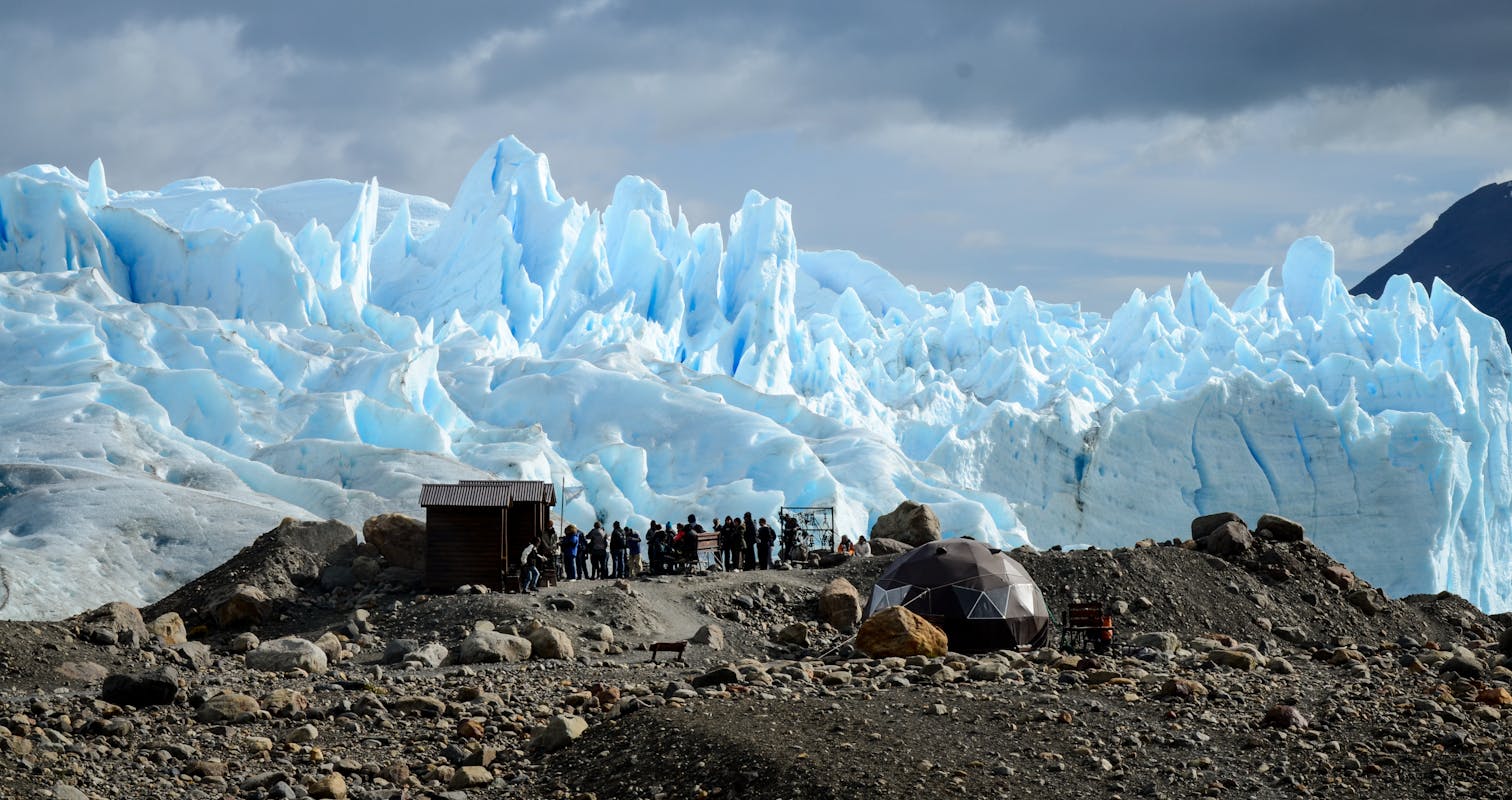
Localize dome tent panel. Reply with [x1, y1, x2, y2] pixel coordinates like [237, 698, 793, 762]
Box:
[865, 537, 1049, 651]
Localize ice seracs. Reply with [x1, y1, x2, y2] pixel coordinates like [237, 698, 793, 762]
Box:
[0, 136, 1509, 618]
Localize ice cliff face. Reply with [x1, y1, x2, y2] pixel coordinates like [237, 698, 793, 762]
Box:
[0, 137, 1509, 617]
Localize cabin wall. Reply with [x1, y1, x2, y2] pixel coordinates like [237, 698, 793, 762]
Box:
[424, 506, 504, 590]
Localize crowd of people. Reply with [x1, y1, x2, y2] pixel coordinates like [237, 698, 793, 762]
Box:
[513, 511, 873, 590]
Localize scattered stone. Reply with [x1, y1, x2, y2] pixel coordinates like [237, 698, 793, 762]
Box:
[227, 631, 260, 653]
[1322, 564, 1356, 589]
[856, 606, 948, 658]
[101, 666, 180, 707]
[283, 724, 320, 744]
[1208, 649, 1260, 670]
[314, 631, 344, 663]
[531, 714, 588, 752]
[55, 661, 109, 682]
[775, 623, 811, 647]
[246, 637, 329, 674]
[691, 624, 725, 650]
[195, 692, 260, 723]
[1260, 704, 1309, 729]
[1346, 588, 1386, 615]
[451, 765, 493, 788]
[147, 611, 188, 646]
[307, 771, 348, 799]
[1129, 632, 1180, 653]
[692, 666, 742, 688]
[458, 718, 485, 739]
[1440, 647, 1486, 679]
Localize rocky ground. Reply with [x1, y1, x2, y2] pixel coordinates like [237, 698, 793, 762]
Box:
[0, 514, 1509, 800]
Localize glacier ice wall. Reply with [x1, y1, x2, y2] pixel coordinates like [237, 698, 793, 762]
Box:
[0, 138, 1509, 618]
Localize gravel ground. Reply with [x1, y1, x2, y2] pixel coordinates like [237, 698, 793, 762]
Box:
[0, 520, 1505, 800]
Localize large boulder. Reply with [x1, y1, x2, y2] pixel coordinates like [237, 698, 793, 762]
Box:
[869, 501, 942, 547]
[458, 631, 532, 664]
[1190, 512, 1243, 540]
[868, 537, 912, 555]
[246, 637, 329, 674]
[77, 601, 148, 647]
[101, 667, 180, 707]
[1202, 521, 1253, 556]
[1256, 513, 1305, 542]
[208, 584, 271, 629]
[363, 513, 427, 571]
[527, 626, 575, 660]
[147, 612, 187, 646]
[856, 606, 948, 658]
[818, 578, 863, 630]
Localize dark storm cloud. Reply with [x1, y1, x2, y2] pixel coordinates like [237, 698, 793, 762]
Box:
[12, 1, 1512, 130]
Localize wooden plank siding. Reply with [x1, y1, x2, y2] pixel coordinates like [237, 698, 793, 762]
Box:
[424, 505, 506, 590]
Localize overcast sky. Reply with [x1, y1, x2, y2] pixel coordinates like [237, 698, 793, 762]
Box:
[5, 1, 1512, 312]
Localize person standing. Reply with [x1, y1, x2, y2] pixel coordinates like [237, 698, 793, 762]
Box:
[610, 521, 628, 579]
[742, 512, 758, 571]
[757, 517, 776, 570]
[720, 516, 740, 571]
[626, 526, 643, 577]
[519, 535, 541, 593]
[561, 525, 581, 581]
[540, 520, 560, 585]
[588, 521, 609, 579]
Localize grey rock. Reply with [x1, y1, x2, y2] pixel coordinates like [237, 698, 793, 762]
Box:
[527, 626, 575, 660]
[1129, 632, 1180, 653]
[1256, 513, 1305, 542]
[691, 624, 725, 651]
[531, 714, 588, 752]
[1191, 512, 1243, 540]
[458, 631, 532, 664]
[246, 637, 329, 674]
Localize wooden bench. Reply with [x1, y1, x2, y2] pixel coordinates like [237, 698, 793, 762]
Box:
[648, 640, 688, 662]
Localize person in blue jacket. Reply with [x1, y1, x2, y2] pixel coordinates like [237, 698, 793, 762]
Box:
[560, 524, 581, 581]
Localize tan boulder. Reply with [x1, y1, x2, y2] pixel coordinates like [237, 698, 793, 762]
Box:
[818, 578, 862, 630]
[363, 513, 427, 570]
[209, 584, 270, 629]
[869, 501, 942, 547]
[147, 612, 187, 646]
[856, 606, 948, 658]
[77, 601, 148, 646]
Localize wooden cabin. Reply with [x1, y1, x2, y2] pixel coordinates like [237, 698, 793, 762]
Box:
[419, 480, 556, 591]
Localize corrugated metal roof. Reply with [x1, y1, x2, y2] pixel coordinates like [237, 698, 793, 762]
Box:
[420, 481, 556, 507]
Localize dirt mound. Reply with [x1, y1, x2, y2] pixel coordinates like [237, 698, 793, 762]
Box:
[1014, 537, 1497, 648]
[142, 517, 355, 627]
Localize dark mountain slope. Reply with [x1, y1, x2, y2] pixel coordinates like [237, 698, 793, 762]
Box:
[1354, 182, 1512, 331]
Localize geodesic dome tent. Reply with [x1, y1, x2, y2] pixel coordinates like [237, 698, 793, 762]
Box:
[864, 537, 1050, 651]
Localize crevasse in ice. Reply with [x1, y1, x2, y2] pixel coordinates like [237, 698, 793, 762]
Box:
[0, 137, 1508, 618]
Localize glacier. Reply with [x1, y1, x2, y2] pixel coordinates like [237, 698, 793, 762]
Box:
[0, 136, 1509, 619]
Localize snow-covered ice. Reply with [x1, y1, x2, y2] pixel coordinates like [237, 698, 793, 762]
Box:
[0, 138, 1509, 618]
